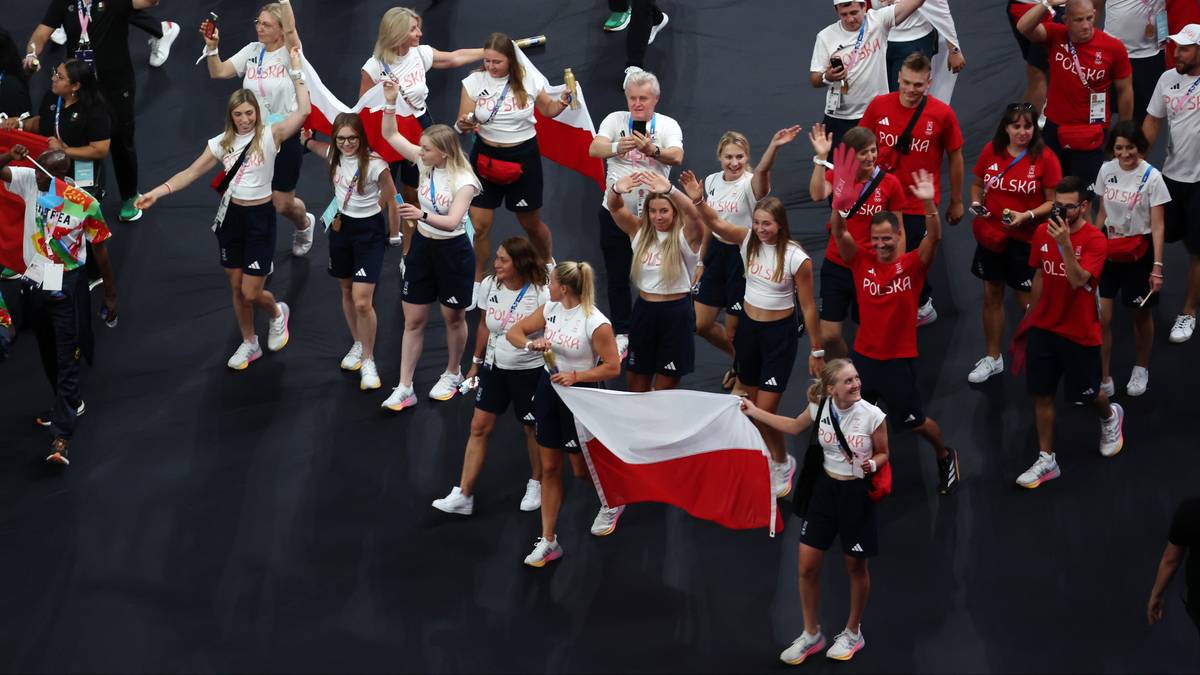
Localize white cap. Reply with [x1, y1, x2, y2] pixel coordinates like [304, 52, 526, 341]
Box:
[1168, 24, 1200, 46]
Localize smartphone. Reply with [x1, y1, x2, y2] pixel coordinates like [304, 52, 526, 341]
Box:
[969, 203, 990, 218]
[830, 56, 844, 71]
[202, 12, 219, 40]
[632, 119, 648, 135]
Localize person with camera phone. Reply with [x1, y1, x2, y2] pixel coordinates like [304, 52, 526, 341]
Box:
[1015, 175, 1125, 490]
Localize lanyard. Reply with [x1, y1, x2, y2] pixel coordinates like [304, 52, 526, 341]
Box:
[845, 16, 869, 67]
[54, 96, 63, 139]
[628, 112, 657, 136]
[982, 149, 1028, 200]
[1187, 76, 1200, 97]
[77, 0, 93, 43]
[255, 44, 269, 100]
[428, 168, 446, 215]
[479, 79, 511, 124]
[857, 166, 880, 200]
[1122, 164, 1154, 224]
[497, 284, 531, 334]
[1065, 40, 1096, 91]
[340, 167, 360, 212]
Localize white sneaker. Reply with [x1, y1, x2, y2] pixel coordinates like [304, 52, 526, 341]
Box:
[779, 630, 826, 665]
[916, 298, 938, 327]
[825, 629, 865, 661]
[615, 334, 630, 362]
[1100, 402, 1124, 457]
[340, 342, 363, 371]
[381, 384, 417, 411]
[467, 280, 481, 311]
[772, 454, 797, 498]
[523, 536, 563, 567]
[429, 371, 463, 401]
[648, 12, 670, 44]
[267, 302, 290, 352]
[1016, 452, 1060, 489]
[1169, 314, 1195, 343]
[51, 26, 67, 45]
[292, 214, 315, 257]
[148, 21, 179, 67]
[226, 338, 262, 370]
[519, 479, 542, 511]
[967, 355, 1004, 383]
[1100, 377, 1115, 399]
[1126, 366, 1149, 397]
[431, 486, 474, 515]
[590, 504, 625, 536]
[359, 358, 381, 390]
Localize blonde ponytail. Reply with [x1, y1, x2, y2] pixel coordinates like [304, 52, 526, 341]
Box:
[555, 261, 597, 316]
[807, 358, 853, 404]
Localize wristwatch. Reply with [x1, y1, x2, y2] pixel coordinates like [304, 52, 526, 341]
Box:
[652, 144, 662, 159]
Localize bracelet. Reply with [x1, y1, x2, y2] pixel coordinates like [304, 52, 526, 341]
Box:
[692, 195, 704, 206]
[302, 138, 311, 150]
[813, 155, 833, 169]
[1026, 210, 1035, 221]
[382, 104, 396, 112]
[811, 349, 825, 359]
[925, 212, 937, 218]
[1150, 272, 1164, 279]
[472, 356, 484, 365]
[610, 141, 620, 155]
[163, 182, 173, 194]
[524, 341, 533, 352]
[1153, 261, 1164, 267]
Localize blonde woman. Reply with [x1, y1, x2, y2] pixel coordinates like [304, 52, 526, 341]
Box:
[606, 171, 704, 392]
[136, 49, 311, 370]
[378, 81, 482, 409]
[202, 2, 315, 257]
[505, 262, 621, 567]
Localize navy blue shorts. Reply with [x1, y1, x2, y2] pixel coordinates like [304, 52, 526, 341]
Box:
[800, 471, 878, 558]
[1026, 327, 1102, 404]
[475, 364, 540, 425]
[694, 237, 746, 315]
[328, 212, 387, 284]
[819, 259, 856, 323]
[271, 132, 304, 193]
[533, 371, 599, 452]
[733, 313, 798, 393]
[217, 202, 276, 277]
[470, 137, 544, 212]
[971, 241, 1034, 293]
[627, 296, 695, 376]
[851, 351, 926, 431]
[401, 231, 474, 309]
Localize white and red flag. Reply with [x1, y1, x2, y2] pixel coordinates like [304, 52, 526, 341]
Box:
[555, 385, 782, 535]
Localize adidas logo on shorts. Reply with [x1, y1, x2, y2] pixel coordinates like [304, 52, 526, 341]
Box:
[730, 302, 742, 311]
[515, 199, 528, 207]
[905, 414, 917, 422]
[565, 440, 578, 448]
[523, 413, 535, 422]
[447, 296, 458, 304]
[247, 261, 261, 270]
[764, 377, 777, 386]
[355, 268, 367, 277]
[664, 362, 676, 371]
[851, 543, 864, 553]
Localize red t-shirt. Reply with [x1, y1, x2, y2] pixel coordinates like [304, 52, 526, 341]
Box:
[1008, 1, 1054, 24]
[1027, 222, 1107, 346]
[849, 249, 928, 360]
[824, 169, 907, 268]
[972, 143, 1062, 247]
[1043, 24, 1132, 127]
[859, 92, 964, 215]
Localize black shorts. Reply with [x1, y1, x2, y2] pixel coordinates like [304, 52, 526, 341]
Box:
[819, 259, 856, 323]
[1164, 176, 1200, 254]
[822, 115, 862, 151]
[470, 137, 544, 212]
[533, 371, 599, 452]
[971, 241, 1035, 293]
[476, 364, 540, 425]
[1100, 245, 1157, 308]
[1026, 327, 1102, 404]
[1042, 120, 1103, 192]
[627, 296, 695, 376]
[851, 351, 926, 431]
[694, 237, 746, 315]
[217, 202, 276, 276]
[271, 132, 304, 193]
[733, 313, 799, 393]
[1007, 0, 1050, 71]
[391, 112, 434, 189]
[799, 471, 878, 559]
[328, 212, 387, 284]
[401, 231, 474, 308]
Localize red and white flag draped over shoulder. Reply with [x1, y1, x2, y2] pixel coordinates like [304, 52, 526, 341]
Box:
[0, 128, 52, 273]
[555, 385, 783, 536]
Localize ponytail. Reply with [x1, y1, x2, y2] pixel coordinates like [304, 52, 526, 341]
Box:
[807, 358, 853, 404]
[554, 261, 597, 316]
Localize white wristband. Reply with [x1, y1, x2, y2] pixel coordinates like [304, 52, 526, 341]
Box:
[472, 356, 484, 365]
[868, 459, 877, 473]
[610, 141, 620, 155]
[811, 349, 825, 359]
[813, 156, 833, 169]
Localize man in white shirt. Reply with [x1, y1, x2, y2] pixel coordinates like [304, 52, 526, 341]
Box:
[809, 0, 929, 148]
[1143, 24, 1200, 343]
[1097, 0, 1168, 123]
[873, 0, 966, 97]
[588, 68, 683, 359]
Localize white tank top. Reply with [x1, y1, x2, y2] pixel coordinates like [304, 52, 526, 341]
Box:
[741, 232, 810, 311]
[542, 301, 612, 373]
[704, 171, 757, 243]
[631, 228, 700, 295]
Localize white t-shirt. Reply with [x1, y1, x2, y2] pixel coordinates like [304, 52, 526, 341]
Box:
[1095, 159, 1171, 238]
[330, 152, 389, 218]
[874, 0, 934, 41]
[1146, 70, 1200, 183]
[415, 160, 481, 239]
[207, 127, 279, 201]
[741, 233, 810, 311]
[462, 70, 545, 145]
[479, 275, 550, 370]
[361, 45, 435, 116]
[810, 5, 897, 120]
[1102, 0, 1164, 59]
[704, 171, 758, 242]
[631, 228, 700, 295]
[597, 111, 685, 213]
[3, 167, 39, 269]
[542, 301, 612, 373]
[807, 398, 887, 479]
[230, 43, 298, 122]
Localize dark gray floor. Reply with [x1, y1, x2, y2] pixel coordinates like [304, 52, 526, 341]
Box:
[2, 1, 1199, 672]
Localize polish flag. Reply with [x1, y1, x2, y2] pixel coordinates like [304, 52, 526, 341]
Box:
[514, 46, 606, 189]
[556, 385, 782, 535]
[300, 56, 423, 164]
[0, 128, 52, 274]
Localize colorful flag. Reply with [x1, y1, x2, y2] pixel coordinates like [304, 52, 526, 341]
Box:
[514, 46, 606, 189]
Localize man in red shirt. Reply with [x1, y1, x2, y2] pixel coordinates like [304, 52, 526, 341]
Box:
[1016, 176, 1125, 489]
[829, 164, 959, 495]
[1018, 0, 1133, 191]
[859, 52, 964, 325]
